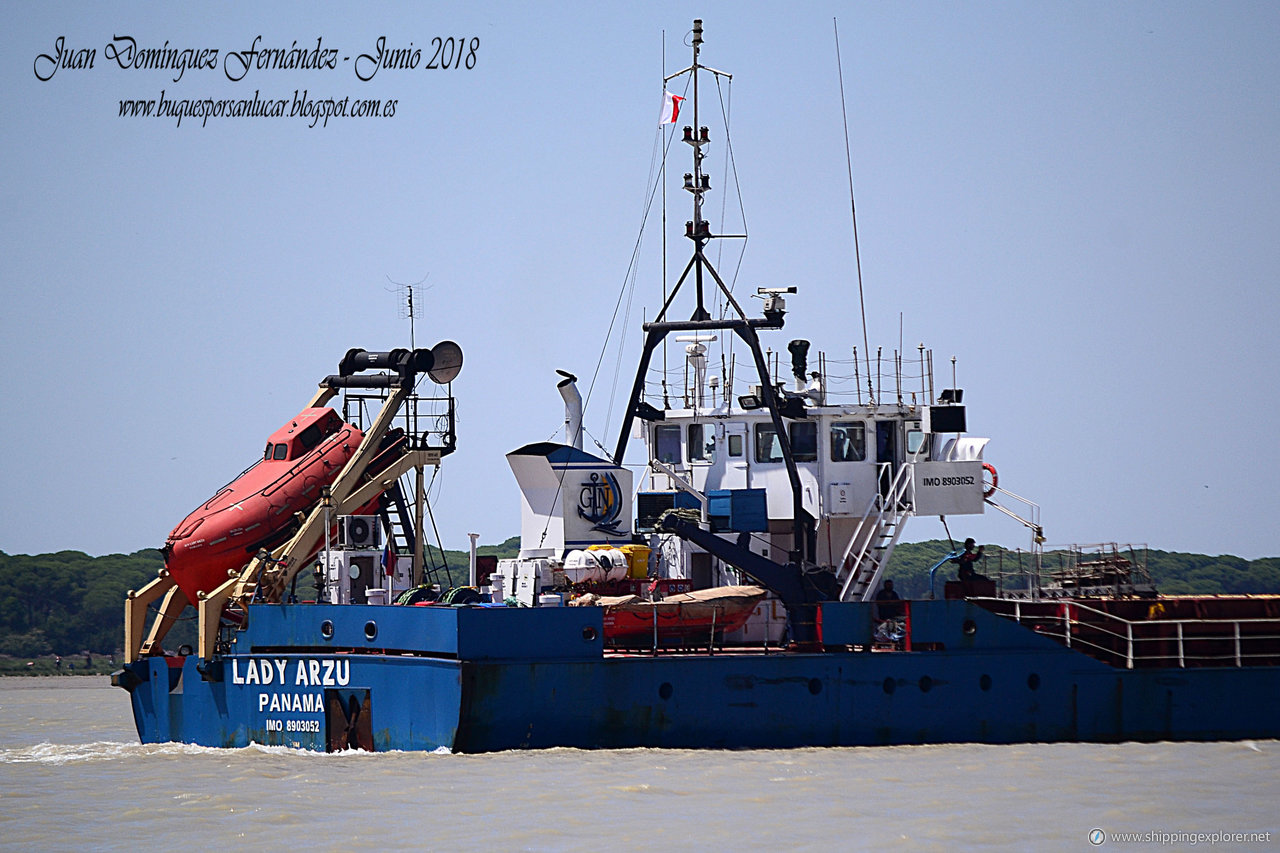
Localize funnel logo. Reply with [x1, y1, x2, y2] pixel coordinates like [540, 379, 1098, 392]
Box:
[578, 471, 623, 533]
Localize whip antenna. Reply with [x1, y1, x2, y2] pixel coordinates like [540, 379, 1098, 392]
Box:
[833, 19, 874, 403]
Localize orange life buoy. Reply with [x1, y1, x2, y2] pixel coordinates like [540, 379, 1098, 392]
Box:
[983, 463, 998, 498]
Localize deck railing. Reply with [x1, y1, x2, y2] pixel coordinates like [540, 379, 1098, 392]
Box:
[983, 598, 1280, 669]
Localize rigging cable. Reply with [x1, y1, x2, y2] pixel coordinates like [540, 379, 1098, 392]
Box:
[581, 77, 691, 434]
[421, 463, 452, 579]
[536, 87, 679, 553]
[713, 73, 750, 302]
[714, 78, 728, 320]
[833, 18, 875, 403]
[662, 29, 668, 414]
[713, 73, 750, 391]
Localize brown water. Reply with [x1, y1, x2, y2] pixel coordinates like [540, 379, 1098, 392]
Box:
[0, 677, 1276, 851]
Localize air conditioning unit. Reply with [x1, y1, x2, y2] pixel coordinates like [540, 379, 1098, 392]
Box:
[337, 515, 381, 549]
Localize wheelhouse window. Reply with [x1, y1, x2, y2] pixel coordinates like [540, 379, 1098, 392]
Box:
[654, 424, 682, 464]
[906, 428, 929, 457]
[728, 433, 744, 457]
[272, 443, 289, 461]
[830, 422, 866, 462]
[264, 443, 274, 461]
[688, 423, 714, 462]
[754, 422, 784, 463]
[790, 421, 817, 462]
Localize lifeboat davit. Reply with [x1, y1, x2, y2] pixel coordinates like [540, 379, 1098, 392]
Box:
[162, 407, 364, 603]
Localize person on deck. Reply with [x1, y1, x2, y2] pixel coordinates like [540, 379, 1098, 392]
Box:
[874, 579, 903, 620]
[953, 538, 988, 582]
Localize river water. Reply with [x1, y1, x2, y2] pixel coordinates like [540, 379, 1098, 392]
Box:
[1, 677, 1276, 851]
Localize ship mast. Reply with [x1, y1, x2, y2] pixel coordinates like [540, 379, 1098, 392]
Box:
[613, 19, 818, 570]
[689, 19, 708, 321]
[660, 18, 739, 324]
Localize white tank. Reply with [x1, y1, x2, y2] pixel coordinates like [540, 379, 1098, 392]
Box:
[599, 548, 629, 582]
[563, 549, 605, 584]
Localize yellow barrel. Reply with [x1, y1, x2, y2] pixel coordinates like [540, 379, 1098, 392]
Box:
[620, 544, 651, 579]
[588, 543, 651, 578]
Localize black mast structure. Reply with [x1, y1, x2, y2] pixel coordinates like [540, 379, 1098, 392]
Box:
[612, 19, 818, 573]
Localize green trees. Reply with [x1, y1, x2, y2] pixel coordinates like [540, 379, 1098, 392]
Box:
[0, 542, 525, 659]
[0, 548, 161, 657]
[0, 538, 1274, 659]
[886, 541, 1280, 600]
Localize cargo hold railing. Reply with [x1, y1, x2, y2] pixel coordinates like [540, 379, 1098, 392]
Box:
[980, 598, 1280, 669]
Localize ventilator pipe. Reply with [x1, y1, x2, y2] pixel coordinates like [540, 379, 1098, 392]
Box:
[556, 370, 584, 450]
[468, 532, 480, 588]
[686, 343, 707, 409]
[788, 339, 810, 392]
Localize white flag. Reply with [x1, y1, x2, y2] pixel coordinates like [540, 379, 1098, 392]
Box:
[659, 91, 684, 125]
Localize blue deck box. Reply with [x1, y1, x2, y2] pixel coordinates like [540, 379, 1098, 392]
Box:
[708, 488, 768, 532]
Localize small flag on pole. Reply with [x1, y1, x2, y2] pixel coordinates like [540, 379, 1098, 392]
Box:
[659, 91, 684, 125]
[381, 539, 396, 577]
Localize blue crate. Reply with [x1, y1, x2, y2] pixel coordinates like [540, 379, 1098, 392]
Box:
[707, 489, 768, 532]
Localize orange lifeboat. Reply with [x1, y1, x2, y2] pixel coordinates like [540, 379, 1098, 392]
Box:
[161, 407, 363, 603]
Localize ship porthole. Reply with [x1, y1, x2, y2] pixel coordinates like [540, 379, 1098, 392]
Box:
[808, 678, 823, 695]
[364, 621, 378, 641]
[320, 620, 334, 640]
[918, 675, 933, 693]
[962, 619, 978, 636]
[980, 674, 992, 691]
[882, 677, 896, 695]
[582, 626, 598, 642]
[659, 682, 673, 700]
[1027, 673, 1041, 691]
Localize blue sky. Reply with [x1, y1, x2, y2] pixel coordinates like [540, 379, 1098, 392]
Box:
[3, 2, 1278, 560]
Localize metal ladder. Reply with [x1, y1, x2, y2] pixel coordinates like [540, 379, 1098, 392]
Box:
[377, 479, 414, 548]
[376, 476, 448, 588]
[836, 463, 914, 601]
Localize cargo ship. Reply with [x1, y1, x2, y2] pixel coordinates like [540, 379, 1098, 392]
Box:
[114, 20, 1280, 752]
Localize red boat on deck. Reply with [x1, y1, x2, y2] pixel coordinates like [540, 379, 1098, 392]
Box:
[161, 407, 367, 603]
[591, 585, 767, 648]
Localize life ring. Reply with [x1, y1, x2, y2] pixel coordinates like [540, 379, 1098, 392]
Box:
[983, 463, 998, 498]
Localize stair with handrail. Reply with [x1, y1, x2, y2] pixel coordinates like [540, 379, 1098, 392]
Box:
[836, 463, 914, 602]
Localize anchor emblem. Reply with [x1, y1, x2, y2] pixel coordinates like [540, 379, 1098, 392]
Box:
[578, 471, 623, 533]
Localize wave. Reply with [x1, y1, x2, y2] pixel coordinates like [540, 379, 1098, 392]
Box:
[0, 739, 454, 765]
[0, 740, 219, 765]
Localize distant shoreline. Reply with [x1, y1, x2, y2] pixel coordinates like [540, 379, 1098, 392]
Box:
[1, 672, 111, 677]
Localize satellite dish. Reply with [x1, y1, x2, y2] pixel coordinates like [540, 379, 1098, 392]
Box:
[427, 341, 463, 384]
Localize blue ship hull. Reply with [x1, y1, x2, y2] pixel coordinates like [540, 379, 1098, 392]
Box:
[116, 600, 1280, 751]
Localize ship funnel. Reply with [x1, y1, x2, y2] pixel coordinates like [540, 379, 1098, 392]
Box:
[506, 441, 632, 559]
[556, 370, 583, 450]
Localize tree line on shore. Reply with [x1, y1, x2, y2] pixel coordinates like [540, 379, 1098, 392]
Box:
[1, 538, 1277, 663]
